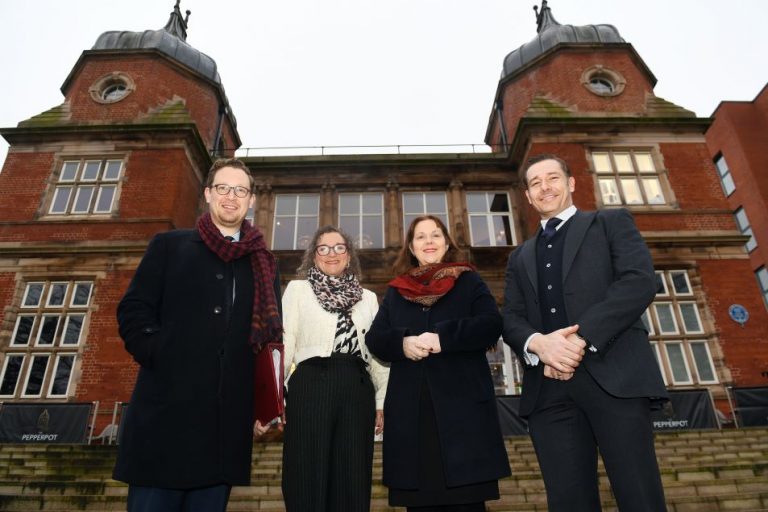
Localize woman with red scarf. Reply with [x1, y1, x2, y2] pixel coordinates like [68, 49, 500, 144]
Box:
[366, 215, 510, 511]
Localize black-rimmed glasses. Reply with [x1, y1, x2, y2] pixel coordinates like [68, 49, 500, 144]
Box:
[315, 244, 348, 256]
[211, 184, 251, 198]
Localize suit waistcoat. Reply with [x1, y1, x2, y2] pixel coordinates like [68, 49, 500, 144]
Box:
[537, 220, 572, 333]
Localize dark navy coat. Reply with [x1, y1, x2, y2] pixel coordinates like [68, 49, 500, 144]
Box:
[365, 271, 511, 489]
[114, 229, 280, 488]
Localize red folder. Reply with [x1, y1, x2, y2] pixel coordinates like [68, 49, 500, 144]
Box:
[253, 342, 285, 425]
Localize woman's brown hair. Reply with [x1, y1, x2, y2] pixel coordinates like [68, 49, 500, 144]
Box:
[392, 215, 460, 276]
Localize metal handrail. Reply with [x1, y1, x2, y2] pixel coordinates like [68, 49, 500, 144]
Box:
[229, 143, 505, 158]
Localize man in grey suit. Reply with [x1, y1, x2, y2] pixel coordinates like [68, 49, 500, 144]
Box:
[502, 154, 668, 511]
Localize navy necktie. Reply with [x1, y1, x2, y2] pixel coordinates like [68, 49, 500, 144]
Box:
[542, 217, 562, 240]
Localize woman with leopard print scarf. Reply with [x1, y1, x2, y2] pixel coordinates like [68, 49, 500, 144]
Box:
[280, 225, 389, 512]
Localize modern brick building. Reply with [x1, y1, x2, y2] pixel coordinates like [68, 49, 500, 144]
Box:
[1, 1, 766, 430]
[705, 83, 768, 311]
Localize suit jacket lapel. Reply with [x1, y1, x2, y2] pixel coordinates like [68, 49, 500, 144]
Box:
[562, 210, 596, 281]
[522, 229, 540, 296]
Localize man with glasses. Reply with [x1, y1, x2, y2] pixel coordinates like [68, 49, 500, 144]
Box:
[114, 158, 282, 512]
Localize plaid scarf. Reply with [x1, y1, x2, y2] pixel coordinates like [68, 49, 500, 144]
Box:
[196, 212, 282, 352]
[389, 262, 475, 307]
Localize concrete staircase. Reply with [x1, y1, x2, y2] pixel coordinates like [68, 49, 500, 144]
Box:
[0, 428, 766, 511]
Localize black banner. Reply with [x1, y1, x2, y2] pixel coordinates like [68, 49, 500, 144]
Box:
[651, 389, 717, 430]
[496, 396, 528, 436]
[0, 403, 92, 443]
[732, 387, 768, 427]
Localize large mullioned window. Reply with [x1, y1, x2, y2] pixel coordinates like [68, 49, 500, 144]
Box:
[49, 159, 123, 215]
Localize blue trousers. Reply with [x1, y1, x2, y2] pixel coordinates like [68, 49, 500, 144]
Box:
[127, 484, 231, 512]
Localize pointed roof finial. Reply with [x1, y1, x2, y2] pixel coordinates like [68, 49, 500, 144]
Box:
[163, 0, 190, 41]
[533, 1, 560, 34]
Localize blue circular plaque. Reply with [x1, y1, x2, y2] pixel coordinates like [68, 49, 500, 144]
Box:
[728, 304, 749, 326]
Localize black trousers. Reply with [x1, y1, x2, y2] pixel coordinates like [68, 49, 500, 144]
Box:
[527, 368, 667, 512]
[282, 354, 376, 512]
[126, 484, 230, 512]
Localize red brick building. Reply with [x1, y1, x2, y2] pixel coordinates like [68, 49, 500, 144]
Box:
[705, 84, 768, 311]
[0, 1, 766, 428]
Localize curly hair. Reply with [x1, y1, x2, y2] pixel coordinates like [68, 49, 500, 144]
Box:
[296, 225, 363, 279]
[392, 215, 460, 276]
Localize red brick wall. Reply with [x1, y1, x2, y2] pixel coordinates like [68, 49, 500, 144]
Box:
[64, 54, 228, 150]
[492, 48, 656, 145]
[706, 86, 768, 274]
[699, 260, 768, 386]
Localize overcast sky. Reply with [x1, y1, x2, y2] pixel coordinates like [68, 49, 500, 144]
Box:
[1, 0, 766, 166]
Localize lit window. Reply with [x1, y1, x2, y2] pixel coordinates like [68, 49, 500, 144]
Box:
[48, 159, 123, 215]
[591, 150, 667, 206]
[466, 192, 516, 247]
[0, 280, 92, 399]
[272, 194, 319, 250]
[338, 193, 384, 249]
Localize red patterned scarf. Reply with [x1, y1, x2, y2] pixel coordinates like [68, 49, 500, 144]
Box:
[389, 262, 475, 307]
[196, 212, 282, 352]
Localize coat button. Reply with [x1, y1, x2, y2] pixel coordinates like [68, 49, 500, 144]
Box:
[213, 306, 222, 314]
[216, 273, 224, 280]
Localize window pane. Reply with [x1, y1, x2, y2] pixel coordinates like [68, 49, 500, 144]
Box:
[23, 355, 50, 396]
[715, 156, 729, 177]
[635, 153, 655, 172]
[37, 316, 60, 346]
[81, 161, 101, 181]
[71, 283, 93, 306]
[642, 178, 665, 204]
[103, 160, 122, 181]
[640, 310, 653, 334]
[338, 216, 359, 243]
[361, 216, 383, 249]
[614, 153, 633, 172]
[272, 218, 295, 250]
[735, 208, 750, 231]
[49, 355, 75, 396]
[361, 193, 382, 215]
[620, 178, 644, 204]
[47, 283, 68, 306]
[275, 195, 297, 216]
[592, 152, 612, 173]
[679, 303, 703, 333]
[466, 193, 487, 213]
[758, 267, 768, 291]
[665, 344, 690, 383]
[50, 187, 73, 214]
[424, 193, 447, 214]
[469, 216, 490, 246]
[296, 217, 317, 250]
[94, 185, 116, 213]
[403, 214, 419, 231]
[402, 193, 422, 213]
[654, 303, 678, 334]
[60, 161, 79, 181]
[655, 272, 668, 295]
[23, 283, 44, 307]
[12, 316, 35, 346]
[721, 174, 735, 196]
[72, 186, 95, 213]
[492, 215, 514, 245]
[0, 355, 24, 396]
[670, 271, 690, 295]
[691, 342, 716, 382]
[62, 315, 85, 345]
[489, 193, 510, 213]
[297, 195, 319, 216]
[744, 227, 757, 252]
[599, 179, 621, 205]
[339, 194, 359, 215]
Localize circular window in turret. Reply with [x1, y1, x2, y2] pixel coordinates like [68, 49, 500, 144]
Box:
[581, 66, 625, 97]
[89, 72, 136, 104]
